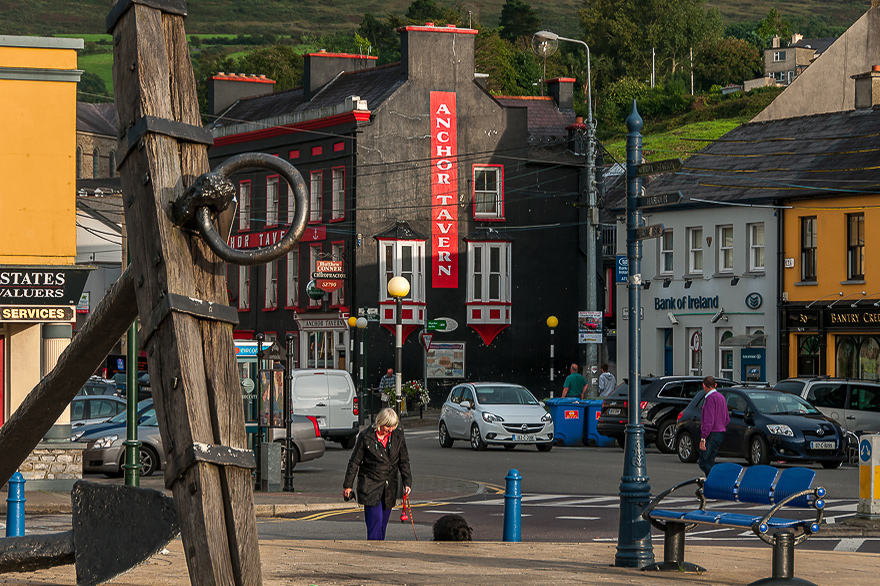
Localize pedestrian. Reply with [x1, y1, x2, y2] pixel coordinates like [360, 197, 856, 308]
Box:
[379, 368, 395, 404]
[343, 407, 413, 540]
[698, 375, 729, 476]
[597, 364, 617, 397]
[561, 363, 587, 398]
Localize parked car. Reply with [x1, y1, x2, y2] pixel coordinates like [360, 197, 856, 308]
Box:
[675, 386, 846, 469]
[288, 369, 358, 448]
[76, 376, 120, 397]
[81, 414, 165, 476]
[269, 415, 327, 470]
[71, 395, 127, 429]
[597, 376, 737, 453]
[438, 382, 554, 451]
[71, 398, 154, 441]
[775, 377, 880, 434]
[111, 371, 152, 400]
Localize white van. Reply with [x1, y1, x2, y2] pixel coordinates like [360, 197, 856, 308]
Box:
[290, 369, 359, 448]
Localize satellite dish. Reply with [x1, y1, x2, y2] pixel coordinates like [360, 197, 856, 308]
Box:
[532, 34, 558, 58]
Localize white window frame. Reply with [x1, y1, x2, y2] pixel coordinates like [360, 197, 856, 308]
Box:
[473, 165, 503, 219]
[266, 175, 279, 227]
[238, 265, 250, 310]
[378, 240, 425, 302]
[286, 249, 299, 308]
[331, 168, 344, 220]
[718, 225, 734, 274]
[330, 242, 345, 307]
[687, 327, 702, 376]
[687, 227, 703, 275]
[660, 229, 673, 274]
[309, 171, 323, 223]
[773, 50, 786, 62]
[719, 329, 734, 380]
[238, 181, 251, 230]
[748, 223, 765, 272]
[264, 260, 277, 310]
[467, 242, 511, 302]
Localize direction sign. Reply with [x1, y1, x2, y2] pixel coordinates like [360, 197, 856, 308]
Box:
[636, 191, 682, 209]
[636, 158, 682, 177]
[426, 317, 459, 332]
[634, 224, 664, 240]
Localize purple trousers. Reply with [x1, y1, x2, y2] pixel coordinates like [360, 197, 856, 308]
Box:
[364, 501, 393, 540]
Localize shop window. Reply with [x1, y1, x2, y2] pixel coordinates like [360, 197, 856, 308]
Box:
[467, 242, 511, 302]
[860, 338, 880, 380]
[748, 223, 764, 272]
[378, 240, 425, 302]
[331, 168, 344, 220]
[687, 227, 703, 275]
[265, 260, 277, 310]
[266, 176, 279, 227]
[239, 181, 251, 231]
[847, 212, 865, 280]
[797, 334, 820, 375]
[309, 171, 323, 223]
[717, 225, 733, 273]
[837, 336, 858, 377]
[801, 217, 817, 281]
[286, 249, 299, 308]
[719, 330, 734, 380]
[238, 266, 250, 310]
[473, 165, 504, 219]
[687, 328, 702, 376]
[659, 230, 673, 274]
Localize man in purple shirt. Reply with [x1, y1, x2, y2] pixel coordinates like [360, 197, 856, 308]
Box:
[699, 376, 729, 476]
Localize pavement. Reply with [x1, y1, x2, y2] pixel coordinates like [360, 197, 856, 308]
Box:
[3, 409, 880, 585]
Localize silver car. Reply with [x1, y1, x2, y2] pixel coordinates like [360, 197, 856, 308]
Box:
[439, 383, 554, 451]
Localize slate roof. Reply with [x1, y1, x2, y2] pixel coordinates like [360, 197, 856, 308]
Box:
[792, 37, 836, 54]
[605, 107, 880, 211]
[77, 102, 116, 136]
[210, 63, 404, 130]
[76, 192, 124, 231]
[494, 96, 576, 143]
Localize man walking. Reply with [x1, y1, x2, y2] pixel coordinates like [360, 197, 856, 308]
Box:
[378, 368, 395, 404]
[699, 376, 729, 476]
[561, 364, 587, 398]
[597, 364, 617, 397]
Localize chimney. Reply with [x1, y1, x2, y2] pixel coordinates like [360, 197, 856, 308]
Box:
[546, 77, 575, 110]
[772, 35, 781, 48]
[208, 73, 276, 116]
[399, 22, 477, 84]
[791, 33, 803, 45]
[303, 50, 378, 101]
[852, 66, 880, 109]
[566, 116, 587, 154]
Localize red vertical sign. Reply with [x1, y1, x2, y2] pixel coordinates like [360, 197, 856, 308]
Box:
[430, 91, 458, 288]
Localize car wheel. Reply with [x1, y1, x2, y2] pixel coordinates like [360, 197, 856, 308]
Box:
[821, 459, 843, 469]
[439, 422, 454, 448]
[139, 445, 159, 477]
[339, 435, 356, 450]
[504, 444, 516, 450]
[748, 435, 770, 466]
[536, 443, 553, 452]
[277, 441, 300, 472]
[677, 431, 698, 463]
[656, 419, 677, 454]
[470, 424, 487, 451]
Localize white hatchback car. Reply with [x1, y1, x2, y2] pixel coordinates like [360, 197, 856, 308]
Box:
[439, 382, 554, 451]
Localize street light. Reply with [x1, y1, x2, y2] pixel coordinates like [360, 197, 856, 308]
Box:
[546, 316, 558, 384]
[534, 29, 599, 394]
[356, 317, 369, 422]
[387, 276, 410, 415]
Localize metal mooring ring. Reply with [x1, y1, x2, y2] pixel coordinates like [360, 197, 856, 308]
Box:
[196, 152, 309, 266]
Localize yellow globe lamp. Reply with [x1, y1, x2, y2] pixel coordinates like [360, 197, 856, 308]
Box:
[546, 316, 558, 329]
[347, 316, 358, 327]
[387, 276, 411, 299]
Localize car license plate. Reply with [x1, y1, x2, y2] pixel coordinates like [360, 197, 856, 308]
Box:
[607, 408, 621, 415]
[810, 441, 836, 449]
[513, 434, 535, 442]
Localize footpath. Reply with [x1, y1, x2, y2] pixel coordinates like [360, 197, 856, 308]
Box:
[3, 410, 880, 585]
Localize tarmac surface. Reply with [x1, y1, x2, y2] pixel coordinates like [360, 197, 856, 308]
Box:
[3, 410, 880, 585]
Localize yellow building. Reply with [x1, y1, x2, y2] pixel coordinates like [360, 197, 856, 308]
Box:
[0, 35, 89, 444]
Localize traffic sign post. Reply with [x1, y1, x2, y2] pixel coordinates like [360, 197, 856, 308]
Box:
[636, 191, 682, 209]
[635, 158, 682, 177]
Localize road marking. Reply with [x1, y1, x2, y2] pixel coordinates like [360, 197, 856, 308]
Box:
[405, 429, 438, 437]
[293, 501, 449, 521]
[557, 516, 601, 521]
[423, 510, 464, 515]
[834, 538, 865, 552]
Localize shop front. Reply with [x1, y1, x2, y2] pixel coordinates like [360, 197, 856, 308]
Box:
[294, 312, 350, 371]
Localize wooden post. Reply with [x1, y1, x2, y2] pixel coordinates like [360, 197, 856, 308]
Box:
[109, 2, 261, 585]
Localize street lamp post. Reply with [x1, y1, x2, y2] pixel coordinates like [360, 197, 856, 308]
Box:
[254, 332, 264, 491]
[387, 276, 410, 416]
[535, 30, 599, 396]
[283, 333, 294, 492]
[356, 317, 369, 422]
[546, 316, 558, 385]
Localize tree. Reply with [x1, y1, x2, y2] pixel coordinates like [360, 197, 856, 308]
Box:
[405, 0, 459, 24]
[499, 0, 542, 42]
[694, 37, 764, 91]
[77, 71, 110, 103]
[358, 13, 400, 64]
[756, 8, 792, 47]
[233, 45, 305, 91]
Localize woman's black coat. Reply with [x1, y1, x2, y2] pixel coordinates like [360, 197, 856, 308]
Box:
[343, 427, 413, 509]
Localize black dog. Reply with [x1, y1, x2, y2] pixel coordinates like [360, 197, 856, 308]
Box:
[432, 514, 473, 541]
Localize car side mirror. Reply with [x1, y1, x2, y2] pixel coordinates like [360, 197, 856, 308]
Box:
[731, 409, 745, 418]
[461, 400, 472, 410]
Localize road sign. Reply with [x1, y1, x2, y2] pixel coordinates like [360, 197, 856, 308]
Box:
[633, 224, 664, 240]
[635, 158, 682, 177]
[426, 317, 459, 332]
[636, 191, 682, 209]
[420, 333, 433, 351]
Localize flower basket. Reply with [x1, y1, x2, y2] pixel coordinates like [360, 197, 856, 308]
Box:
[402, 380, 430, 407]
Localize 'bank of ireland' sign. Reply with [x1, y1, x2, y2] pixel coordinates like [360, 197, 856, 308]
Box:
[430, 92, 458, 288]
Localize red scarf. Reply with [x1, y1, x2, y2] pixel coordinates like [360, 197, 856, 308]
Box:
[376, 430, 390, 448]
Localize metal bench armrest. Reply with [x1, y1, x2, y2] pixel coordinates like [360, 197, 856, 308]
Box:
[642, 477, 704, 531]
[754, 487, 825, 546]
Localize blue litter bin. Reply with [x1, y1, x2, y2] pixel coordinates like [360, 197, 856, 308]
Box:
[582, 399, 616, 447]
[543, 397, 586, 446]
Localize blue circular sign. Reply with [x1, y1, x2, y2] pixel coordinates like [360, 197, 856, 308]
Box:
[746, 292, 763, 309]
[860, 438, 872, 463]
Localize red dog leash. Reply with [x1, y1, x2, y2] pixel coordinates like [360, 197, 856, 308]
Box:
[400, 493, 417, 540]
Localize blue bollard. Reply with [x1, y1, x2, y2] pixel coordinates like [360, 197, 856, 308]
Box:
[502, 468, 522, 542]
[6, 471, 25, 537]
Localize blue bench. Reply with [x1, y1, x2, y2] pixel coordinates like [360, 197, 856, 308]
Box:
[642, 462, 826, 586]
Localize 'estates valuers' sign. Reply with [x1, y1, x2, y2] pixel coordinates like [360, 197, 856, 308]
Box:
[0, 266, 91, 305]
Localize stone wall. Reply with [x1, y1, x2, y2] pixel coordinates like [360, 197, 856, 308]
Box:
[19, 444, 83, 481]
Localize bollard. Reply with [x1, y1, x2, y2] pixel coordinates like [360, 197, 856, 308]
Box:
[858, 434, 880, 519]
[503, 468, 522, 542]
[6, 471, 25, 537]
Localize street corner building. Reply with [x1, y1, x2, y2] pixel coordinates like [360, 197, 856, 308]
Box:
[207, 23, 600, 400]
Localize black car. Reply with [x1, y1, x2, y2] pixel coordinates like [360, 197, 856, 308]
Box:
[675, 386, 846, 469]
[597, 376, 736, 453]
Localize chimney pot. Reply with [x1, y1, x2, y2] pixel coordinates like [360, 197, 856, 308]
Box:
[425, 22, 434, 27]
[872, 65, 880, 72]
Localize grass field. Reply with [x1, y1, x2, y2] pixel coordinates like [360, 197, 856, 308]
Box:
[77, 52, 113, 96]
[603, 117, 750, 164]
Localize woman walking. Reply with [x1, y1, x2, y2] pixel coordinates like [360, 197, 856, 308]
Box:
[343, 408, 413, 540]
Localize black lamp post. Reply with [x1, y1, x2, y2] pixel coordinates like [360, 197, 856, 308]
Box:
[255, 332, 264, 490]
[387, 276, 410, 415]
[283, 333, 294, 492]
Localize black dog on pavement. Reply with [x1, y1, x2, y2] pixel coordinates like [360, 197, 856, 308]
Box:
[432, 514, 473, 541]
